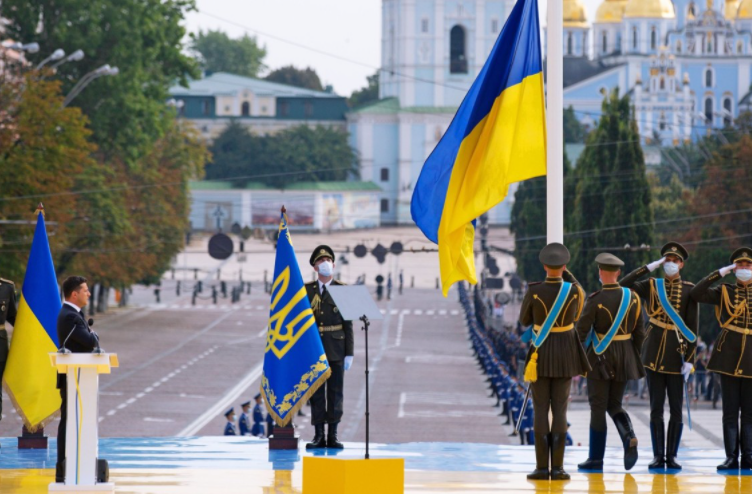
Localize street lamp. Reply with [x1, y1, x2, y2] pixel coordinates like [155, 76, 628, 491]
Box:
[2, 41, 40, 53]
[51, 49, 84, 69]
[36, 48, 65, 69]
[62, 64, 119, 107]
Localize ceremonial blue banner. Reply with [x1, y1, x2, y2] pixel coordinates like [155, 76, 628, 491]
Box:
[261, 212, 331, 426]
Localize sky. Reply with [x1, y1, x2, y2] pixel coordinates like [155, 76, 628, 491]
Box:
[185, 0, 603, 96]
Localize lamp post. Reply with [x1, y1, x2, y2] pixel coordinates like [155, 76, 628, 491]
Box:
[36, 48, 65, 69]
[2, 41, 40, 53]
[62, 64, 119, 107]
[51, 49, 84, 70]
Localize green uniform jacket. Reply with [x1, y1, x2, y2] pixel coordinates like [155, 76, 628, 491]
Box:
[691, 271, 752, 378]
[519, 271, 591, 378]
[575, 283, 647, 381]
[619, 266, 698, 374]
[305, 280, 354, 362]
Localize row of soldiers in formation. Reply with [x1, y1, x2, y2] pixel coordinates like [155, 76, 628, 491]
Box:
[223, 394, 272, 437]
[520, 241, 752, 481]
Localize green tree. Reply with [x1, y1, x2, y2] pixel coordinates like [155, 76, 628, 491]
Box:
[192, 29, 266, 77]
[349, 71, 380, 108]
[564, 106, 586, 143]
[265, 65, 324, 91]
[206, 125, 359, 189]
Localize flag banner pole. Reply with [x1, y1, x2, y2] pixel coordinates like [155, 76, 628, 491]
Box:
[546, 0, 564, 244]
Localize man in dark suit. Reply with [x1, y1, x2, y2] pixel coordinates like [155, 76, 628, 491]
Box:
[56, 276, 97, 483]
[304, 245, 354, 450]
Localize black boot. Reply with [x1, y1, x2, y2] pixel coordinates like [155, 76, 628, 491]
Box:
[614, 412, 639, 471]
[550, 433, 570, 481]
[665, 421, 683, 470]
[717, 422, 739, 470]
[55, 460, 65, 483]
[527, 433, 550, 480]
[578, 429, 606, 471]
[305, 424, 326, 449]
[327, 422, 344, 449]
[648, 420, 666, 469]
[741, 424, 752, 470]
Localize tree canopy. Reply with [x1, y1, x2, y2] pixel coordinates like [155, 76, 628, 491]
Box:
[192, 29, 267, 78]
[265, 65, 324, 91]
[349, 71, 380, 108]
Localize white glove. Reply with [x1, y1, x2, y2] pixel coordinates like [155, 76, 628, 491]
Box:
[344, 356, 354, 371]
[720, 264, 736, 277]
[647, 257, 666, 272]
[681, 362, 693, 382]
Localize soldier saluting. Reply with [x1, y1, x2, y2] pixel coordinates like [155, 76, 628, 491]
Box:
[691, 247, 752, 471]
[304, 245, 354, 450]
[619, 242, 697, 470]
[519, 243, 591, 481]
[576, 253, 646, 471]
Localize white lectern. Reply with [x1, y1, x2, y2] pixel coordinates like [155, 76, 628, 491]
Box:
[48, 352, 119, 493]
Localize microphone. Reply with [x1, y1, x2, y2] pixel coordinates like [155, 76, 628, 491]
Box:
[58, 326, 74, 354]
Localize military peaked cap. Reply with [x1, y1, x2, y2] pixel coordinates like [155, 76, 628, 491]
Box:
[241, 401, 251, 407]
[224, 407, 235, 417]
[539, 242, 570, 266]
[661, 242, 689, 261]
[310, 245, 335, 266]
[595, 252, 624, 271]
[730, 247, 752, 264]
[254, 392, 262, 400]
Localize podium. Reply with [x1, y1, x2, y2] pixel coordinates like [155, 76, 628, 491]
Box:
[48, 352, 119, 493]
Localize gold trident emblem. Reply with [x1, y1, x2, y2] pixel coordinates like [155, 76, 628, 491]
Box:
[265, 267, 316, 359]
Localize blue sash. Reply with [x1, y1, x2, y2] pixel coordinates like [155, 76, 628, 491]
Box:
[531, 282, 572, 348]
[655, 278, 696, 343]
[521, 325, 533, 343]
[588, 288, 631, 355]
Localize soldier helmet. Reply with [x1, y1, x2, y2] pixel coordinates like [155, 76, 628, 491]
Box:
[539, 242, 570, 267]
[661, 242, 689, 261]
[594, 252, 624, 272]
[310, 245, 335, 266]
[730, 247, 752, 264]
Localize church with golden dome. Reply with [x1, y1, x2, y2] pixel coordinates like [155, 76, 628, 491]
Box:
[561, 0, 752, 144]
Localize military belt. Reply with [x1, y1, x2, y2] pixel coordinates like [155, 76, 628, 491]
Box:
[533, 323, 574, 333]
[319, 324, 343, 333]
[722, 324, 752, 336]
[649, 318, 677, 330]
[595, 333, 632, 341]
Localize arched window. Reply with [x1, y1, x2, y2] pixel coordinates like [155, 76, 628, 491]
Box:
[723, 97, 733, 126]
[450, 25, 467, 74]
[632, 27, 638, 49]
[567, 32, 573, 55]
[241, 101, 250, 116]
[602, 32, 608, 53]
[705, 68, 713, 87]
[705, 97, 713, 124]
[651, 27, 657, 50]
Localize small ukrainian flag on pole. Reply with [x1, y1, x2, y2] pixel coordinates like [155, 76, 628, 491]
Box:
[261, 207, 331, 426]
[411, 0, 547, 296]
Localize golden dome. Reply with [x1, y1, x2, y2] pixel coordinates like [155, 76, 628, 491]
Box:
[595, 0, 628, 23]
[624, 0, 676, 18]
[726, 0, 740, 19]
[738, 0, 752, 18]
[564, 0, 588, 27]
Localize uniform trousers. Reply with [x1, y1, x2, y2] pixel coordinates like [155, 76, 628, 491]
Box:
[586, 378, 627, 431]
[531, 377, 571, 434]
[720, 374, 752, 427]
[646, 369, 683, 423]
[310, 360, 344, 425]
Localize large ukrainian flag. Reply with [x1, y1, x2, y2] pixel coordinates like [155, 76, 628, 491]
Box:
[261, 211, 331, 426]
[411, 0, 547, 296]
[2, 210, 62, 431]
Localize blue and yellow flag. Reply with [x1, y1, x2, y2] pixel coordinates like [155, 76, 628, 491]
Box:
[2, 209, 62, 431]
[261, 211, 330, 426]
[411, 0, 547, 296]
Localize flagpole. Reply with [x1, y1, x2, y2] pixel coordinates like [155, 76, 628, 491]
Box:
[546, 0, 564, 244]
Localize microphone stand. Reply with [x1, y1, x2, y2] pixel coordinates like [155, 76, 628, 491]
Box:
[359, 314, 370, 460]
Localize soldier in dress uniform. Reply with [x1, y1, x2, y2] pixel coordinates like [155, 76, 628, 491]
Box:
[0, 277, 18, 443]
[252, 393, 265, 437]
[576, 253, 646, 471]
[691, 247, 752, 470]
[619, 242, 697, 470]
[304, 245, 354, 450]
[238, 401, 252, 436]
[519, 243, 591, 481]
[224, 408, 237, 436]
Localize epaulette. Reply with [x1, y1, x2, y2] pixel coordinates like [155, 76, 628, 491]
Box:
[0, 278, 14, 285]
[588, 290, 601, 299]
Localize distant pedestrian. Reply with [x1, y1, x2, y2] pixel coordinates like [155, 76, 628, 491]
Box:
[266, 413, 274, 438]
[154, 283, 161, 303]
[224, 408, 237, 436]
[238, 401, 252, 436]
[387, 273, 393, 300]
[399, 270, 404, 295]
[251, 393, 265, 437]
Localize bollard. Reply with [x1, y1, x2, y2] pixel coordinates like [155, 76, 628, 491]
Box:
[411, 276, 415, 288]
[247, 282, 251, 295]
[171, 269, 175, 280]
[217, 269, 221, 281]
[221, 281, 227, 298]
[212, 286, 218, 304]
[192, 290, 197, 306]
[194, 268, 198, 280]
[198, 280, 203, 293]
[436, 278, 439, 289]
[176, 281, 181, 297]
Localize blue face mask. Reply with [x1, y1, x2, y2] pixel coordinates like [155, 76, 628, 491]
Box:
[737, 269, 752, 282]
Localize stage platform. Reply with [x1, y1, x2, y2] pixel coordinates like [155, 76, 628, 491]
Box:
[0, 437, 750, 493]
